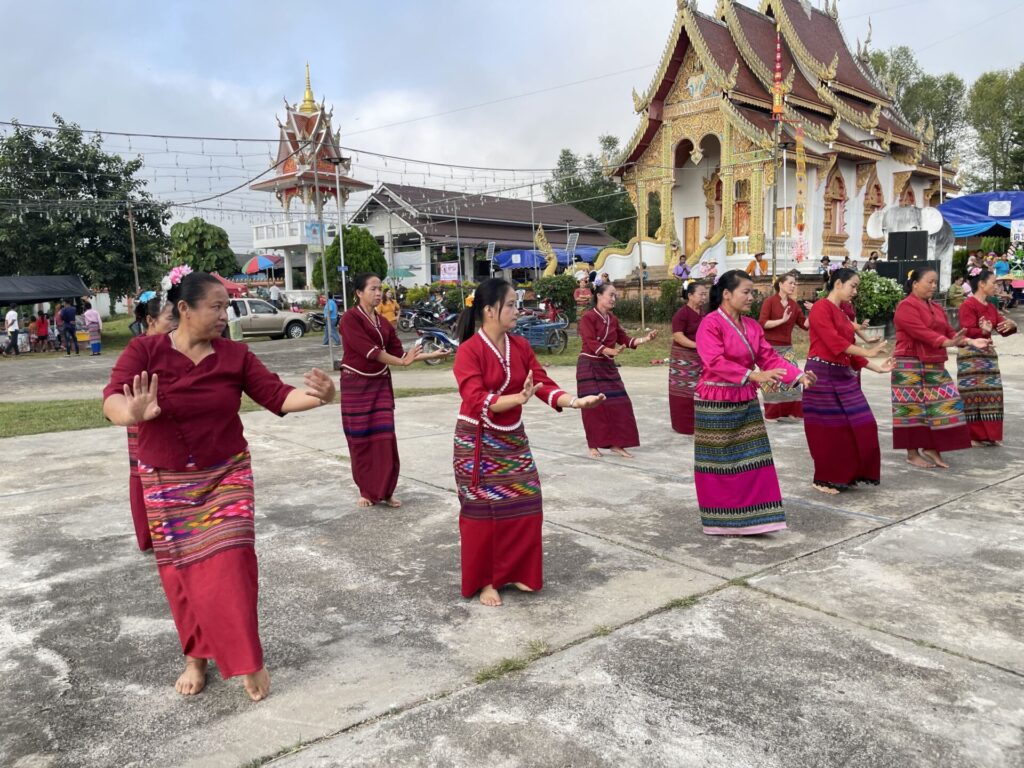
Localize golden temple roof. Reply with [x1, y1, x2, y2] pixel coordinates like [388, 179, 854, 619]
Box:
[299, 63, 317, 114]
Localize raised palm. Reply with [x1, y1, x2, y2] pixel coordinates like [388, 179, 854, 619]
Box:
[123, 372, 161, 424]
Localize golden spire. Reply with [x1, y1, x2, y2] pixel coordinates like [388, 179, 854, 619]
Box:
[299, 63, 317, 113]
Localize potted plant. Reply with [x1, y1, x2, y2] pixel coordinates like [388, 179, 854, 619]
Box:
[853, 270, 903, 337]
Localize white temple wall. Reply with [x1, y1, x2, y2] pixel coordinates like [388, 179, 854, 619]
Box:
[673, 164, 711, 250]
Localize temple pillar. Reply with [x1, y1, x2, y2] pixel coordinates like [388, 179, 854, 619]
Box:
[722, 123, 735, 256]
[283, 251, 294, 291]
[305, 247, 315, 289]
[750, 165, 765, 252]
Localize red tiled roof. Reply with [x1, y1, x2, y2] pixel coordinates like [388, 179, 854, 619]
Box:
[776, 0, 888, 102]
[693, 13, 765, 102]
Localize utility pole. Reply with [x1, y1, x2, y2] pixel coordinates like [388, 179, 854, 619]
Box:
[312, 143, 338, 369]
[126, 201, 140, 295]
[328, 135, 349, 313]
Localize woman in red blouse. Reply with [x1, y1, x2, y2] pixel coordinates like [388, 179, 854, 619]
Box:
[339, 273, 448, 508]
[803, 269, 894, 494]
[103, 272, 335, 702]
[124, 295, 177, 553]
[757, 271, 809, 421]
[454, 279, 604, 606]
[892, 268, 990, 468]
[669, 281, 707, 434]
[958, 268, 1017, 445]
[576, 283, 656, 457]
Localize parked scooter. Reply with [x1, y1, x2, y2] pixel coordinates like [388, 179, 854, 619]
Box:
[414, 326, 459, 365]
[306, 311, 326, 332]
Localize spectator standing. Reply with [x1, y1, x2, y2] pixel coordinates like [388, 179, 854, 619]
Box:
[269, 282, 282, 309]
[3, 305, 19, 357]
[35, 312, 49, 352]
[60, 300, 80, 355]
[83, 301, 103, 355]
[322, 294, 341, 346]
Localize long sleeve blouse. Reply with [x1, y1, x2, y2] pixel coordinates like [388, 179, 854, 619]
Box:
[758, 293, 805, 346]
[671, 305, 702, 343]
[578, 308, 639, 358]
[808, 299, 867, 370]
[958, 296, 1016, 339]
[454, 331, 569, 431]
[696, 309, 802, 401]
[893, 296, 955, 363]
[102, 334, 295, 470]
[340, 305, 404, 376]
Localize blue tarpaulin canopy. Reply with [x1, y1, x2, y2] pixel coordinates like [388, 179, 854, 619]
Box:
[937, 191, 1024, 238]
[493, 246, 600, 270]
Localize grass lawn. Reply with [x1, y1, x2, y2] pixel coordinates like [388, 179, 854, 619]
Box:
[0, 389, 458, 439]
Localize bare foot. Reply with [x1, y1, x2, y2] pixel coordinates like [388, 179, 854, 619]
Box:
[589, 448, 603, 458]
[971, 440, 986, 448]
[922, 449, 950, 469]
[356, 497, 373, 508]
[992, 441, 1003, 447]
[906, 454, 935, 469]
[764, 418, 778, 423]
[512, 582, 534, 592]
[242, 667, 271, 701]
[813, 483, 840, 495]
[175, 656, 208, 696]
[479, 585, 502, 607]
[383, 497, 402, 508]
[610, 447, 634, 458]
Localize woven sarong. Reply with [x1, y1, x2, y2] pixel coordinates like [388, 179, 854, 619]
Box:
[957, 346, 1003, 443]
[87, 321, 101, 344]
[138, 451, 261, 677]
[454, 420, 543, 597]
[694, 398, 787, 535]
[891, 357, 970, 452]
[126, 426, 151, 551]
[803, 358, 880, 489]
[669, 344, 701, 435]
[761, 344, 803, 419]
[340, 371, 399, 503]
[577, 355, 639, 449]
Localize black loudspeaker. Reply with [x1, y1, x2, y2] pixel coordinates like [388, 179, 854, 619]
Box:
[887, 230, 929, 261]
[876, 259, 940, 285]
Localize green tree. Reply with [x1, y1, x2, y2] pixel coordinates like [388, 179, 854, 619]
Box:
[544, 135, 635, 243]
[902, 73, 966, 166]
[312, 225, 387, 296]
[868, 46, 922, 106]
[967, 69, 1024, 190]
[168, 217, 236, 275]
[0, 116, 169, 299]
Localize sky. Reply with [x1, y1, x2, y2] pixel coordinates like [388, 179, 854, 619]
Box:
[3, 0, 1022, 251]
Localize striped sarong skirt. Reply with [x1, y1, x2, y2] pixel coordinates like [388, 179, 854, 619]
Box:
[761, 344, 803, 419]
[957, 346, 1003, 443]
[694, 398, 787, 536]
[577, 355, 639, 449]
[803, 358, 880, 489]
[453, 420, 543, 597]
[340, 371, 400, 503]
[125, 425, 151, 551]
[669, 344, 701, 435]
[137, 451, 262, 678]
[891, 357, 970, 452]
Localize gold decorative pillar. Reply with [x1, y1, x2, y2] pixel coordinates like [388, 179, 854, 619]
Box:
[722, 123, 735, 255]
[750, 164, 765, 252]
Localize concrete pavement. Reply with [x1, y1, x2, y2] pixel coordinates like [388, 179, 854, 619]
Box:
[1, 327, 1022, 767]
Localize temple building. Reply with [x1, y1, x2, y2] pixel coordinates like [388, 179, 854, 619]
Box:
[608, 0, 958, 277]
[250, 66, 371, 290]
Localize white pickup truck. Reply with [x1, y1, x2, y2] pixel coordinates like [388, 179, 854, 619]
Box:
[229, 298, 309, 339]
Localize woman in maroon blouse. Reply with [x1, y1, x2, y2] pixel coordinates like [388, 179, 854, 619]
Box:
[668, 281, 707, 434]
[757, 271, 808, 421]
[576, 283, 656, 457]
[803, 269, 894, 494]
[125, 295, 177, 553]
[958, 268, 1017, 445]
[892, 268, 989, 468]
[339, 273, 448, 508]
[454, 279, 604, 606]
[103, 272, 335, 702]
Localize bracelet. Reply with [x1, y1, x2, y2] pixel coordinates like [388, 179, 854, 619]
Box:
[570, 396, 578, 409]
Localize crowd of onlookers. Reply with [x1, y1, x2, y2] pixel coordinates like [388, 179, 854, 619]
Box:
[2, 299, 98, 358]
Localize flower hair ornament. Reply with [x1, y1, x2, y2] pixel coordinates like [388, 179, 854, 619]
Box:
[160, 264, 193, 291]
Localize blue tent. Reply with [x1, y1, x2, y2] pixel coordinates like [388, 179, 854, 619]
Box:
[937, 191, 1024, 237]
[493, 246, 601, 270]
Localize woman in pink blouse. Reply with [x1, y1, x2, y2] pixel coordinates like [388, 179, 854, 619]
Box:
[694, 270, 816, 535]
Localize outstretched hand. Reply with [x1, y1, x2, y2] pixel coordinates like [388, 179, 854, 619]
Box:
[122, 372, 161, 424]
[303, 367, 336, 404]
[750, 367, 786, 384]
[402, 346, 422, 366]
[604, 345, 622, 358]
[798, 370, 817, 388]
[868, 356, 896, 373]
[518, 371, 541, 405]
[574, 394, 606, 410]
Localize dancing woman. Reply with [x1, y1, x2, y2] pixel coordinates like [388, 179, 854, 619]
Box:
[757, 271, 809, 421]
[103, 271, 335, 702]
[892, 267, 989, 469]
[694, 270, 815, 536]
[669, 281, 707, 434]
[453, 278, 604, 606]
[958, 268, 1017, 446]
[803, 269, 894, 495]
[339, 273, 449, 509]
[125, 295, 177, 552]
[576, 282, 656, 457]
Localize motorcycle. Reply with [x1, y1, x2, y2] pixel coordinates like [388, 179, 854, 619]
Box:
[414, 326, 459, 365]
[306, 311, 326, 332]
